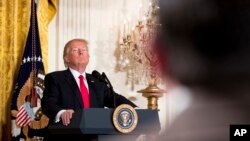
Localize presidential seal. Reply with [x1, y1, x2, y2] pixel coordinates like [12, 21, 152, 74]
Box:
[112, 104, 138, 134]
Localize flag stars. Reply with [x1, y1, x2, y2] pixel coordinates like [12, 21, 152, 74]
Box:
[23, 58, 27, 64]
[37, 56, 42, 62]
[22, 56, 42, 65]
[27, 56, 31, 62]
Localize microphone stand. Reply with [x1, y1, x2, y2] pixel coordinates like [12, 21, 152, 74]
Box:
[102, 72, 117, 108]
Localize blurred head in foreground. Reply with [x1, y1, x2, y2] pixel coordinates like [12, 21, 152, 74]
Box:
[157, 0, 250, 86]
[156, 0, 250, 141]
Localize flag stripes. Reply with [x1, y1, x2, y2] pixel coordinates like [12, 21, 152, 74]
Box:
[16, 102, 35, 127]
[16, 107, 32, 127]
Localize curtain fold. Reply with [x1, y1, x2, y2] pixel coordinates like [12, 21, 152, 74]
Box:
[0, 0, 57, 140]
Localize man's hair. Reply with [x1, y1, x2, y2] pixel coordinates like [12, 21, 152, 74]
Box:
[157, 0, 250, 85]
[63, 38, 88, 68]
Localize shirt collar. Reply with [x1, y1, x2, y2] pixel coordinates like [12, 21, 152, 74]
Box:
[69, 67, 87, 80]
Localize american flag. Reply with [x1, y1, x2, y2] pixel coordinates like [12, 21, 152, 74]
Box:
[16, 102, 35, 127]
[10, 0, 49, 140]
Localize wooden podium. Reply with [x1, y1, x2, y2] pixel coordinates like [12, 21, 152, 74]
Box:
[47, 108, 161, 141]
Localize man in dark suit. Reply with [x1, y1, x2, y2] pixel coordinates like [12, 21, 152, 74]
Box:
[41, 38, 136, 140]
[156, 0, 250, 141]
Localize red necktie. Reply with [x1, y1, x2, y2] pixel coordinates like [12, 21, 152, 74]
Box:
[79, 75, 90, 108]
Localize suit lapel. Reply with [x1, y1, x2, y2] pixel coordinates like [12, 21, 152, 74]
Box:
[64, 69, 84, 108]
[86, 74, 99, 107]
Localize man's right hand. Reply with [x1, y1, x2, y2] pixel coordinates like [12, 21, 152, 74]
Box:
[61, 109, 74, 126]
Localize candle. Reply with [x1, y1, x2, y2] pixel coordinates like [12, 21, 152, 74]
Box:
[123, 20, 126, 37]
[127, 17, 131, 34]
[139, 3, 143, 19]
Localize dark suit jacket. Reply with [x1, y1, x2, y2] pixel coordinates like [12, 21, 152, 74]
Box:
[41, 69, 137, 122]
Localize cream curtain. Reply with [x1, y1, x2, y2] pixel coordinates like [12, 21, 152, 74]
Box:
[0, 0, 57, 140]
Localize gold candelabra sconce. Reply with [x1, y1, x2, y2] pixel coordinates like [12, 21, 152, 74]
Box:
[115, 0, 165, 110]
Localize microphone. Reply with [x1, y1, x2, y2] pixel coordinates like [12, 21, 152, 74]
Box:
[92, 70, 116, 108]
[92, 70, 105, 83]
[92, 70, 110, 87]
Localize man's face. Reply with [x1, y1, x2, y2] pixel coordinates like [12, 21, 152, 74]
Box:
[65, 41, 89, 70]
